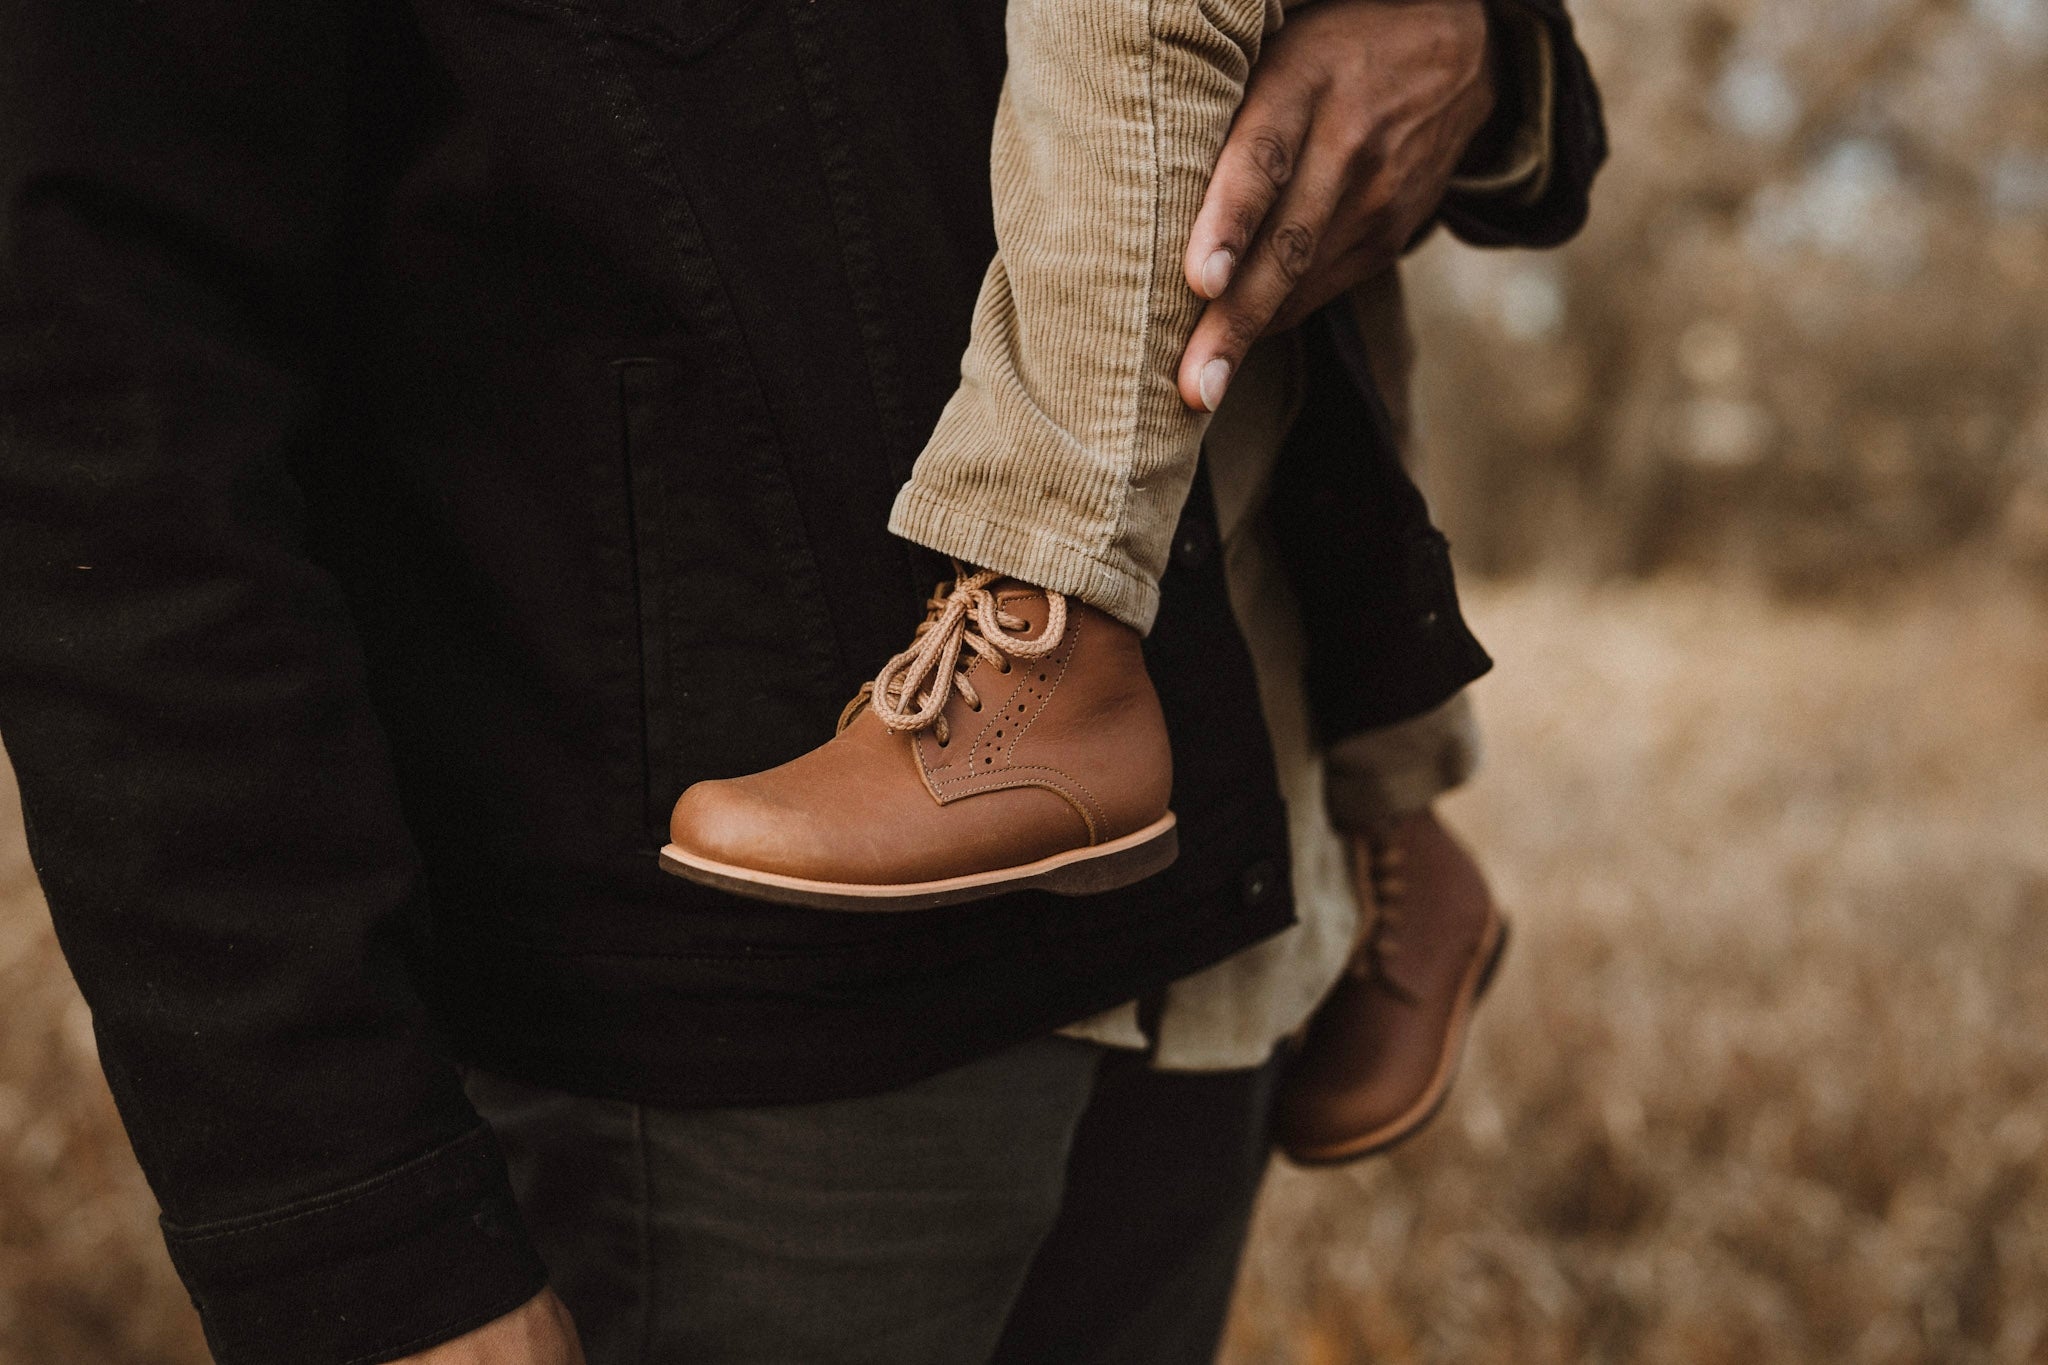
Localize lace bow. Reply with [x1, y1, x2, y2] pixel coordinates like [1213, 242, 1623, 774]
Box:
[838, 567, 1068, 746]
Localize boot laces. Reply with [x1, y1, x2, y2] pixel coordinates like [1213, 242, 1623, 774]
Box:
[1348, 835, 1421, 1002]
[837, 566, 1067, 746]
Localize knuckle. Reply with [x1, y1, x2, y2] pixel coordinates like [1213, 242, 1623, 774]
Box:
[1244, 129, 1296, 189]
[1225, 199, 1265, 247]
[1218, 307, 1263, 355]
[1266, 220, 1318, 281]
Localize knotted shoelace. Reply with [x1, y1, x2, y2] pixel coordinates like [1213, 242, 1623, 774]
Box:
[837, 567, 1067, 747]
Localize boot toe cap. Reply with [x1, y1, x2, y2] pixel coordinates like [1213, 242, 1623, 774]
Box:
[669, 778, 797, 870]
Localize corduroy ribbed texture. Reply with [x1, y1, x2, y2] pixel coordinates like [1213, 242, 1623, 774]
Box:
[889, 0, 1284, 633]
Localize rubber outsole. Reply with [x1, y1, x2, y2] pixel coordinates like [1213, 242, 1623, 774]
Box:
[658, 812, 1179, 913]
[1279, 912, 1511, 1167]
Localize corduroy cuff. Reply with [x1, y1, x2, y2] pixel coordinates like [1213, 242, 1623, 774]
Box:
[889, 483, 1163, 633]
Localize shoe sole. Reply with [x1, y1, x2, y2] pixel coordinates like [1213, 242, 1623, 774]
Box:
[1279, 911, 1510, 1167]
[658, 812, 1179, 912]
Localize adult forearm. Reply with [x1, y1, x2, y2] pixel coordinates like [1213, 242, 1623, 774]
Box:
[0, 6, 545, 1361]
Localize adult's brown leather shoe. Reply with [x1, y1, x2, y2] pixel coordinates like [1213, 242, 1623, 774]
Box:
[1273, 809, 1507, 1165]
[661, 569, 1177, 911]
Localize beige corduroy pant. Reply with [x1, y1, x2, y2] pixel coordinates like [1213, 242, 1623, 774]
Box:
[887, 0, 1287, 633]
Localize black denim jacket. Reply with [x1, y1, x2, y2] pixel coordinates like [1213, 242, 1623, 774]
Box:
[0, 0, 1602, 1359]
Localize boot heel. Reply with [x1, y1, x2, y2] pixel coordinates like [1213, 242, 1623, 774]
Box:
[1037, 816, 1179, 896]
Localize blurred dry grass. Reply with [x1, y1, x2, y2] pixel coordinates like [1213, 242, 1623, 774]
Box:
[6, 569, 2045, 1362]
[1221, 570, 2048, 1365]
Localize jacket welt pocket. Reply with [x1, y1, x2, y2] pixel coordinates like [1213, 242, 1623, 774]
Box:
[617, 357, 677, 848]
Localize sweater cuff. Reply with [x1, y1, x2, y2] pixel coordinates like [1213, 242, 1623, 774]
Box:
[161, 1125, 550, 1365]
[1323, 692, 1483, 831]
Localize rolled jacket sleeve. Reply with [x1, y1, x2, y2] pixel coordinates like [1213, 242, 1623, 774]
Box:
[0, 5, 546, 1361]
[1446, 2, 1557, 205]
[1439, 0, 1607, 248]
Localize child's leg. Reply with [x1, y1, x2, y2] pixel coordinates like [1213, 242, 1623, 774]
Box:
[887, 0, 1285, 634]
[664, 0, 1284, 908]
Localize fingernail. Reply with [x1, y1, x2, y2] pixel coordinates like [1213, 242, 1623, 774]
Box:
[1200, 249, 1235, 299]
[1198, 357, 1232, 412]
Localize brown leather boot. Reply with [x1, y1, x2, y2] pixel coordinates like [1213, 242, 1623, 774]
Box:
[1272, 809, 1507, 1164]
[662, 569, 1177, 911]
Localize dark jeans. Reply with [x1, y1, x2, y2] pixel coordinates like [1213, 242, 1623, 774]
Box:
[467, 1038, 1278, 1364]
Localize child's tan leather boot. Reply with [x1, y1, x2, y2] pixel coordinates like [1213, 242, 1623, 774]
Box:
[662, 569, 1177, 911]
[1274, 810, 1507, 1164]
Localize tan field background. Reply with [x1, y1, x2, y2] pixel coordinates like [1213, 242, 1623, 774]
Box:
[5, 0, 2047, 1360]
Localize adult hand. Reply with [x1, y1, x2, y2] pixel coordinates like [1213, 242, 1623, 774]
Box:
[1178, 0, 1498, 411]
[394, 1288, 586, 1365]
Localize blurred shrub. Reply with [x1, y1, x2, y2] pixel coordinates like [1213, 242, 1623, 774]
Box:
[1413, 0, 2048, 590]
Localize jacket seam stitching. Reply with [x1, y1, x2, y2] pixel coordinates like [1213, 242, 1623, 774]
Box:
[162, 1127, 493, 1244]
[930, 765, 1105, 843]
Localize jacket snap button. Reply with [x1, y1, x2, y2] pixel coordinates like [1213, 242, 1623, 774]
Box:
[1239, 859, 1278, 907]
